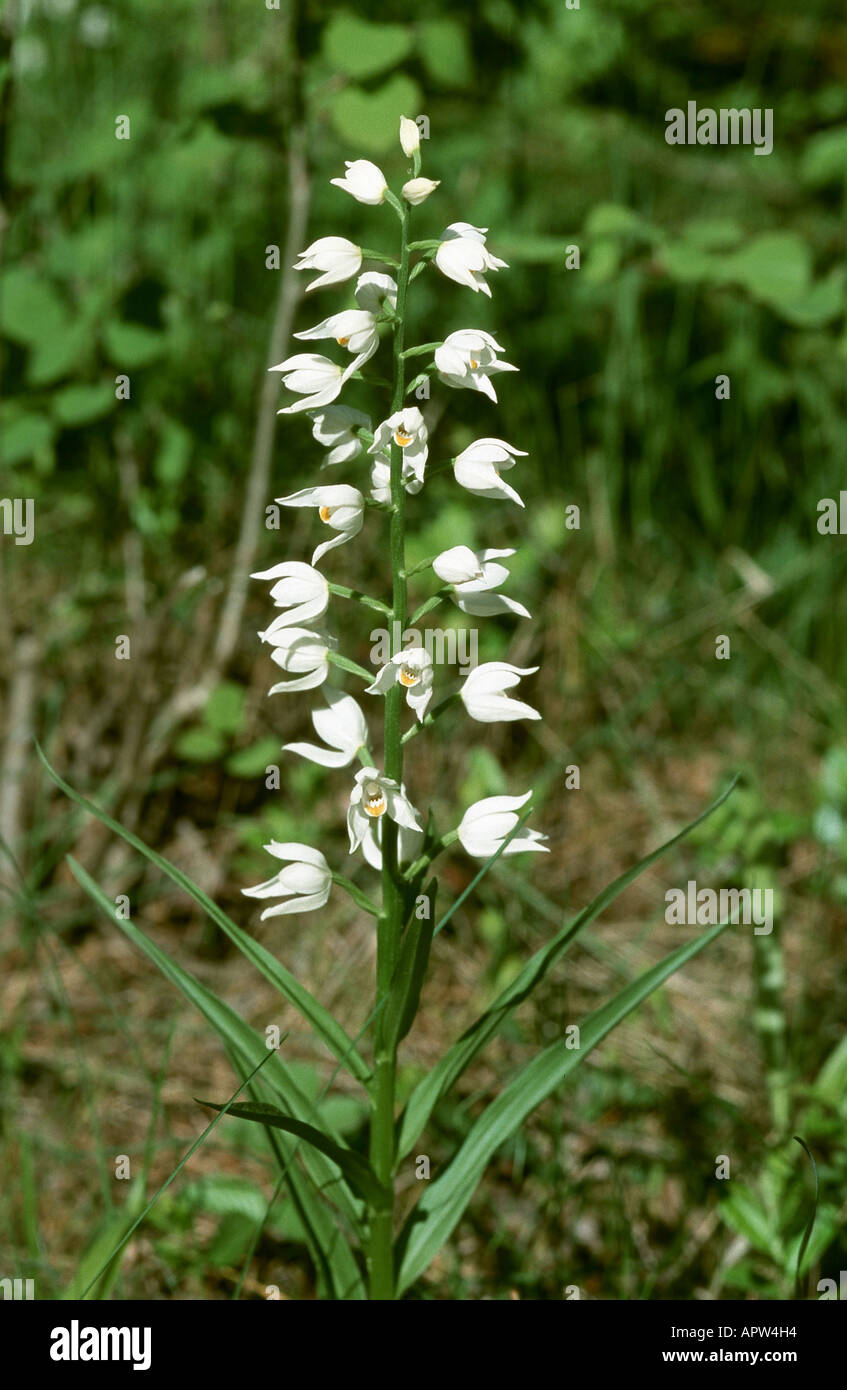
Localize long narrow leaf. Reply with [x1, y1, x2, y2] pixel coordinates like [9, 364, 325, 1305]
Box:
[38, 746, 370, 1085]
[396, 918, 732, 1294]
[198, 1100, 388, 1206]
[383, 877, 437, 1050]
[66, 855, 365, 1241]
[396, 778, 738, 1160]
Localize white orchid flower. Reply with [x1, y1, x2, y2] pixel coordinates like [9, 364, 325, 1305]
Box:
[347, 767, 423, 854]
[460, 661, 541, 723]
[276, 484, 365, 565]
[284, 687, 369, 768]
[366, 647, 434, 722]
[242, 842, 332, 918]
[434, 223, 507, 297]
[402, 178, 440, 205]
[434, 329, 518, 402]
[369, 458, 424, 504]
[362, 817, 425, 872]
[251, 560, 329, 639]
[264, 628, 334, 694]
[453, 437, 527, 507]
[270, 352, 366, 415]
[433, 545, 531, 618]
[294, 310, 379, 367]
[457, 792, 548, 860]
[399, 116, 420, 158]
[331, 159, 388, 206]
[355, 272, 397, 315]
[309, 404, 371, 467]
[293, 236, 362, 292]
[369, 407, 428, 483]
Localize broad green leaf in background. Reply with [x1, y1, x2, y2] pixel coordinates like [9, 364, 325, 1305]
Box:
[418, 20, 472, 87]
[725, 231, 811, 309]
[226, 737, 283, 779]
[0, 267, 69, 345]
[321, 13, 413, 81]
[0, 411, 55, 467]
[37, 749, 371, 1085]
[205, 680, 246, 735]
[396, 919, 732, 1294]
[396, 779, 738, 1160]
[103, 320, 167, 369]
[51, 384, 115, 427]
[329, 76, 422, 156]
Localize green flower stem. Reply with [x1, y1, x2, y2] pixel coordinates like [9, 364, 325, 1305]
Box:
[331, 874, 380, 918]
[401, 690, 461, 746]
[407, 239, 440, 251]
[409, 591, 446, 625]
[360, 246, 400, 267]
[402, 829, 458, 883]
[327, 651, 373, 684]
[402, 556, 436, 579]
[401, 342, 441, 358]
[405, 364, 436, 395]
[368, 198, 413, 1302]
[328, 582, 391, 616]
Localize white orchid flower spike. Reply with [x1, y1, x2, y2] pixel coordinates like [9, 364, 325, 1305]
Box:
[362, 818, 425, 872]
[435, 223, 507, 297]
[309, 404, 371, 467]
[355, 272, 398, 315]
[366, 647, 434, 722]
[434, 329, 518, 401]
[433, 545, 531, 618]
[263, 628, 334, 694]
[294, 310, 379, 368]
[293, 236, 362, 292]
[331, 159, 388, 206]
[270, 351, 367, 415]
[369, 407, 428, 483]
[251, 561, 329, 639]
[453, 437, 527, 506]
[347, 768, 423, 854]
[457, 792, 548, 859]
[276, 484, 365, 565]
[242, 843, 332, 918]
[284, 688, 370, 768]
[460, 661, 541, 723]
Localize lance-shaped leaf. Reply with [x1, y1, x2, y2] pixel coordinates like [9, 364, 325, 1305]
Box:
[197, 1100, 388, 1207]
[396, 779, 738, 1160]
[383, 876, 437, 1050]
[395, 918, 732, 1294]
[38, 746, 370, 1085]
[67, 855, 366, 1249]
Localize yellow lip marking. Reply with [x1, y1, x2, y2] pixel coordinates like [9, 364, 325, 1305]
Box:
[470, 359, 479, 369]
[394, 430, 414, 447]
[336, 336, 350, 346]
[363, 782, 387, 817]
[319, 505, 333, 522]
[398, 666, 420, 687]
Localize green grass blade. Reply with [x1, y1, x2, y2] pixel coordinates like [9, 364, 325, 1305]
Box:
[66, 854, 365, 1238]
[396, 778, 738, 1160]
[396, 918, 732, 1294]
[37, 745, 370, 1086]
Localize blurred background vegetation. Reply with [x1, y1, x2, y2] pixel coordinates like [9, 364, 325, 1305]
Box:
[1, 0, 846, 1299]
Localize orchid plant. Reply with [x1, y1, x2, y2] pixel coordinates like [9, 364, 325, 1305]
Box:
[44, 117, 736, 1302]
